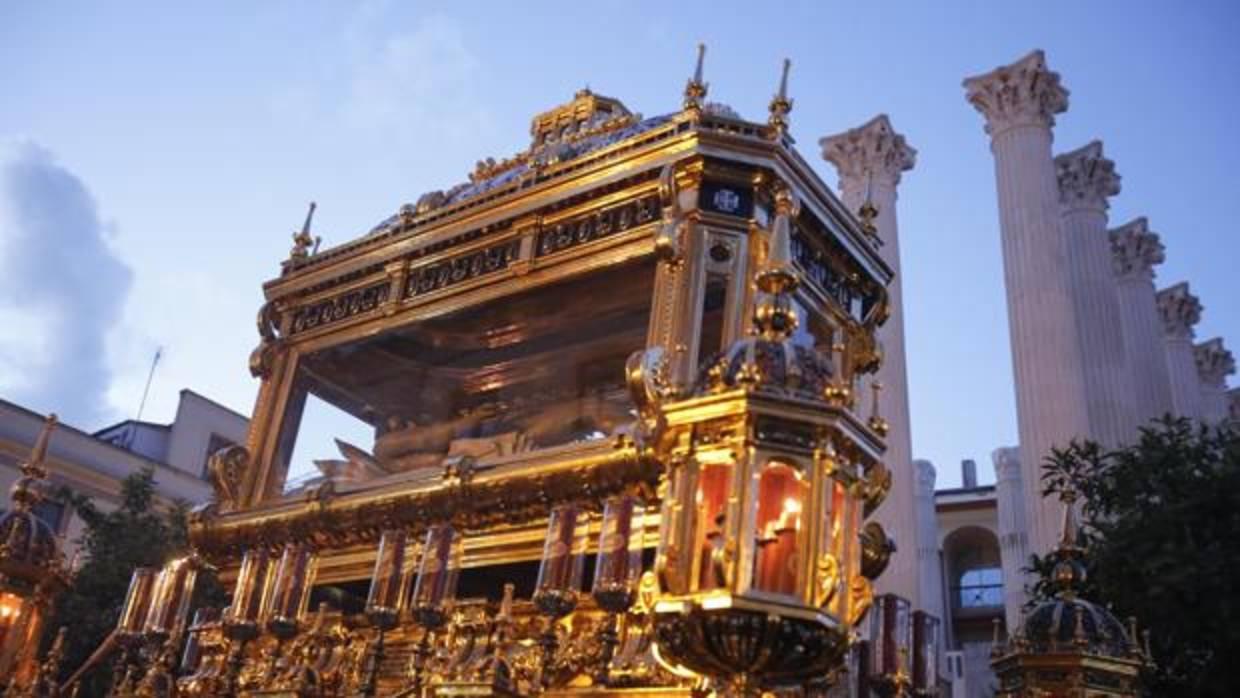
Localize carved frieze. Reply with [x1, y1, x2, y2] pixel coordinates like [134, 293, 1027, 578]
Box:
[404, 239, 522, 298]
[290, 282, 391, 335]
[536, 193, 659, 257]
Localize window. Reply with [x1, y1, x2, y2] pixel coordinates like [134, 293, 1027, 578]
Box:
[956, 567, 1003, 608]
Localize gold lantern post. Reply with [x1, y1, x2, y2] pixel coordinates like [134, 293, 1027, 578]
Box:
[222, 546, 275, 694]
[407, 523, 464, 696]
[591, 495, 646, 686]
[647, 180, 894, 696]
[359, 528, 414, 696]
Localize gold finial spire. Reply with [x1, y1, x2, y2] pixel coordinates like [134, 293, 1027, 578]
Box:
[683, 43, 708, 116]
[1049, 486, 1088, 598]
[751, 184, 801, 342]
[289, 201, 320, 262]
[755, 184, 800, 295]
[767, 58, 793, 138]
[10, 413, 57, 512]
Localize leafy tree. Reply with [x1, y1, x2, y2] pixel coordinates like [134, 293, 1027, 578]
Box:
[46, 468, 222, 696]
[1028, 417, 1240, 697]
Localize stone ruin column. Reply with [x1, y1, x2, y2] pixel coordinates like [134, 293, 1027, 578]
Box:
[1156, 282, 1205, 419]
[820, 115, 923, 607]
[1110, 217, 1174, 426]
[1193, 338, 1235, 424]
[964, 50, 1092, 556]
[1055, 141, 1133, 446]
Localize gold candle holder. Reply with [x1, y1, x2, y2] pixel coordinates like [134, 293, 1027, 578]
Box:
[360, 529, 414, 697]
[263, 542, 318, 639]
[534, 504, 588, 688]
[591, 496, 644, 685]
[144, 556, 201, 638]
[867, 594, 913, 697]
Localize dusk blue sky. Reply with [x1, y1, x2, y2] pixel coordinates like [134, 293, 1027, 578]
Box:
[2, 1, 1236, 487]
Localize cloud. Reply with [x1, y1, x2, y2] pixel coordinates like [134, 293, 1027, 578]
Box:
[342, 14, 490, 145]
[0, 141, 132, 426]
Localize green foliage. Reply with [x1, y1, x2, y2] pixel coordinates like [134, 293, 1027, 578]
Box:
[1027, 417, 1240, 697]
[46, 468, 223, 697]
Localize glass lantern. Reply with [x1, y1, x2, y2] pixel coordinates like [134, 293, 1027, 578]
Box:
[752, 461, 808, 596]
[534, 504, 588, 618]
[263, 542, 318, 638]
[593, 495, 645, 613]
[224, 548, 272, 633]
[410, 524, 462, 629]
[911, 611, 940, 696]
[179, 607, 219, 675]
[144, 556, 200, 637]
[117, 567, 159, 638]
[366, 528, 414, 630]
[867, 594, 913, 697]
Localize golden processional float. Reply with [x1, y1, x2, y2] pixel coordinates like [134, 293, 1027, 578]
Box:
[39, 48, 955, 697]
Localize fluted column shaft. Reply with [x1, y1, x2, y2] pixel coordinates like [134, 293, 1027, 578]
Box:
[820, 115, 922, 608]
[1157, 283, 1204, 420]
[985, 121, 1092, 555]
[1056, 143, 1133, 446]
[965, 51, 1092, 556]
[992, 447, 1029, 632]
[1165, 337, 1202, 418]
[1110, 218, 1173, 426]
[913, 460, 946, 646]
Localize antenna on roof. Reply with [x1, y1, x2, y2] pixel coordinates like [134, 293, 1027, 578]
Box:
[135, 347, 162, 423]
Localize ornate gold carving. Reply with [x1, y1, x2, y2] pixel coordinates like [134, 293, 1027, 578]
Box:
[815, 553, 840, 607]
[206, 444, 250, 513]
[847, 575, 873, 626]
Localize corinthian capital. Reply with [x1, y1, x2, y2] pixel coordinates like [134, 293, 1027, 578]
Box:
[1109, 217, 1165, 281]
[819, 114, 917, 189]
[1194, 338, 1235, 388]
[1156, 282, 1202, 340]
[1055, 141, 1121, 211]
[963, 49, 1069, 138]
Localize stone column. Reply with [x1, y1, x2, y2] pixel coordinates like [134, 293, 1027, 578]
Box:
[1229, 388, 1240, 426]
[1110, 217, 1174, 426]
[992, 446, 1029, 632]
[1194, 338, 1235, 424]
[964, 50, 1092, 556]
[913, 459, 946, 638]
[1156, 283, 1205, 419]
[820, 115, 922, 605]
[1055, 142, 1134, 446]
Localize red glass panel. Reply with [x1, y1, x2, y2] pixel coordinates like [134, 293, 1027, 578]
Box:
[694, 463, 731, 590]
[752, 463, 806, 595]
